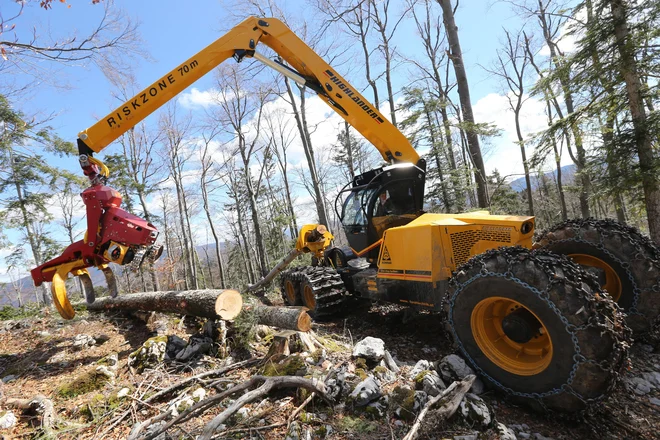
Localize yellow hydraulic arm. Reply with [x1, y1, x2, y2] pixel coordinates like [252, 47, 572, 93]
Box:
[77, 16, 419, 165]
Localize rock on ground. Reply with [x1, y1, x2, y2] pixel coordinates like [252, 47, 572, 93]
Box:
[421, 370, 446, 396]
[73, 334, 96, 349]
[459, 393, 491, 429]
[496, 422, 518, 440]
[0, 411, 17, 429]
[350, 376, 381, 406]
[128, 336, 168, 373]
[439, 354, 474, 381]
[626, 376, 654, 395]
[285, 421, 302, 440]
[409, 360, 432, 379]
[352, 337, 385, 362]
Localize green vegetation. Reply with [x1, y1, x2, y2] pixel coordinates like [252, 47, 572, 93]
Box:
[57, 370, 112, 399]
[336, 415, 377, 434]
[260, 355, 306, 377]
[230, 309, 258, 352]
[0, 304, 42, 320]
[389, 386, 416, 422]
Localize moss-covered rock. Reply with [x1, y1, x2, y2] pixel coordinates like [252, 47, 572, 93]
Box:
[336, 415, 377, 434]
[260, 355, 307, 377]
[389, 385, 416, 421]
[414, 370, 431, 386]
[57, 370, 113, 399]
[355, 368, 369, 381]
[128, 335, 167, 373]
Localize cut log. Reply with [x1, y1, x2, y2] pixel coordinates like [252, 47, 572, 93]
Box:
[247, 305, 312, 332]
[86, 289, 243, 320]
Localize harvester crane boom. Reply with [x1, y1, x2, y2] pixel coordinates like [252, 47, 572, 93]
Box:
[77, 16, 420, 165]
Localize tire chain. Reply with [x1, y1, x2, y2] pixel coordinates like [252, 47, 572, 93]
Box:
[444, 245, 632, 413]
[535, 218, 660, 332]
[280, 266, 350, 318]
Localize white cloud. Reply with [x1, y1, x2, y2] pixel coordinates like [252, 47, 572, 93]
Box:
[178, 87, 222, 109]
[178, 87, 246, 109]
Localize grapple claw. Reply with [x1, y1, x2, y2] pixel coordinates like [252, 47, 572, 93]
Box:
[101, 265, 119, 298]
[76, 270, 96, 304]
[50, 265, 77, 320]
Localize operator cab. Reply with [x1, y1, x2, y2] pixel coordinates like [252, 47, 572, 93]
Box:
[336, 160, 426, 261]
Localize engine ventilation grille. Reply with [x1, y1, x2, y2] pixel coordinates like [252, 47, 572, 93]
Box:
[450, 227, 512, 266]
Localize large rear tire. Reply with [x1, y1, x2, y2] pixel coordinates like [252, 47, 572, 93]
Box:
[446, 247, 630, 412]
[535, 218, 660, 334]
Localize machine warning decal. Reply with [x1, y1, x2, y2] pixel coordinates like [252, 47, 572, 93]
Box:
[381, 245, 392, 264]
[106, 59, 199, 129]
[379, 268, 403, 274]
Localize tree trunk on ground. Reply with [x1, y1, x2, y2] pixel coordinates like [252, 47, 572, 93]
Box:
[438, 0, 488, 208]
[609, 0, 660, 241]
[246, 305, 312, 332]
[86, 289, 243, 320]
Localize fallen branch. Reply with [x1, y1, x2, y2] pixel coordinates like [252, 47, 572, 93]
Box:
[86, 289, 243, 320]
[4, 395, 55, 433]
[402, 374, 476, 440]
[138, 375, 330, 440]
[96, 358, 258, 440]
[143, 358, 259, 405]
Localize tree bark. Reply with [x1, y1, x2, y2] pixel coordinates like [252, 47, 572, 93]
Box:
[86, 289, 243, 320]
[609, 0, 660, 240]
[438, 0, 488, 208]
[536, 0, 591, 218]
[283, 77, 329, 226]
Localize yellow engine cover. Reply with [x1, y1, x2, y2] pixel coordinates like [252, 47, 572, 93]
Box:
[377, 212, 534, 283]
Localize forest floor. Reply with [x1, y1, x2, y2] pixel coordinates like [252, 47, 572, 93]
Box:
[0, 295, 659, 440]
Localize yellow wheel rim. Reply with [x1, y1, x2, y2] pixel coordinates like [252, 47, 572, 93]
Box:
[303, 285, 316, 311]
[284, 280, 297, 305]
[569, 254, 622, 302]
[471, 297, 553, 376]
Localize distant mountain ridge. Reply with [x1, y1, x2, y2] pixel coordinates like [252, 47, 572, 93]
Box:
[508, 164, 576, 192]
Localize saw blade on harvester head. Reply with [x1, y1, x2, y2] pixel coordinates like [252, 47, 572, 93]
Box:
[129, 247, 147, 272]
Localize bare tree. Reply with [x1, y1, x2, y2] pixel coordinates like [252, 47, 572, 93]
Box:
[213, 65, 272, 277]
[266, 107, 299, 238]
[315, 0, 381, 108]
[160, 105, 198, 290]
[437, 0, 489, 208]
[0, 1, 143, 94]
[369, 0, 412, 127]
[487, 29, 534, 216]
[198, 128, 227, 289]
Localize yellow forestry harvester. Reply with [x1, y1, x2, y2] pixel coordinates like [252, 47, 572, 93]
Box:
[33, 17, 660, 412]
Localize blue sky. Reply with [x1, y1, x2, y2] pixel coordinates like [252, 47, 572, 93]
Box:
[1, 0, 576, 282]
[13, 0, 531, 143]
